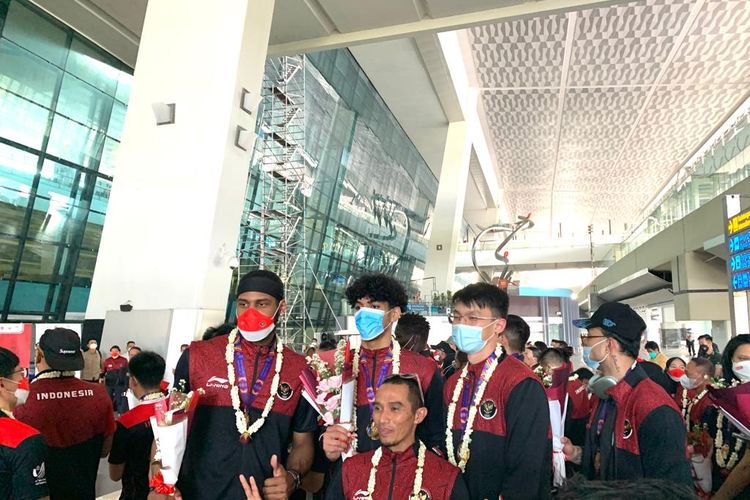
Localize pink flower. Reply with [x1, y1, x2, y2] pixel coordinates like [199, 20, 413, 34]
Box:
[324, 394, 340, 412]
[322, 411, 335, 426]
[315, 392, 328, 405]
[327, 375, 342, 389]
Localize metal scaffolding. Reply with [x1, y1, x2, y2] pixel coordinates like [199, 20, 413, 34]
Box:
[240, 55, 308, 350]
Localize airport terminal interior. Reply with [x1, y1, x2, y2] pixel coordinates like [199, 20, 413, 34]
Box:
[1, 0, 750, 498]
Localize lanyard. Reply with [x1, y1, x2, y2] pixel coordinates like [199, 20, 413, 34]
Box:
[234, 338, 274, 411]
[458, 351, 498, 430]
[360, 346, 394, 414]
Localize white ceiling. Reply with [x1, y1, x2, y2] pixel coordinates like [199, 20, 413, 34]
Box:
[466, 0, 750, 236]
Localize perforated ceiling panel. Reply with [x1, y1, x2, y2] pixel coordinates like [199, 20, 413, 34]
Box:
[468, 0, 750, 236]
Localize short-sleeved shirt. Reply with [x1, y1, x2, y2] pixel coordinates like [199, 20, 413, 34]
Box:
[109, 398, 163, 500]
[0, 413, 49, 500]
[174, 334, 318, 499]
[14, 373, 116, 500]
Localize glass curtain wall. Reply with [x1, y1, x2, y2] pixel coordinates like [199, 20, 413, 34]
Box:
[0, 0, 132, 320]
[239, 50, 438, 333]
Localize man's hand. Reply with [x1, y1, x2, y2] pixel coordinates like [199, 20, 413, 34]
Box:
[262, 454, 290, 500]
[240, 475, 262, 500]
[561, 437, 582, 465]
[322, 424, 354, 462]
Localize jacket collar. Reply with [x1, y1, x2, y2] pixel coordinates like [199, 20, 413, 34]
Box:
[380, 441, 418, 464]
[607, 362, 648, 404]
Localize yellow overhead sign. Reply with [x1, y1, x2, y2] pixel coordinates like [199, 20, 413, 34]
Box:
[728, 209, 750, 235]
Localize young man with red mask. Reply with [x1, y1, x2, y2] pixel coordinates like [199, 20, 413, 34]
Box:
[103, 345, 129, 413]
[325, 374, 468, 499]
[563, 302, 692, 487]
[321, 274, 445, 462]
[0, 346, 48, 500]
[444, 283, 551, 499]
[174, 270, 316, 499]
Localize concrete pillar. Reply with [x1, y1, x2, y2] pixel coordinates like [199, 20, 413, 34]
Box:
[672, 252, 730, 321]
[422, 121, 471, 298]
[85, 0, 275, 367]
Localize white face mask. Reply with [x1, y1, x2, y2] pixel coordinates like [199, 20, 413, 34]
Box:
[89, 343, 97, 350]
[1, 378, 28, 407]
[733, 361, 750, 383]
[679, 374, 700, 390]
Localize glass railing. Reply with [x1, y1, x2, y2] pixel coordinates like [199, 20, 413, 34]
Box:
[606, 104, 750, 262]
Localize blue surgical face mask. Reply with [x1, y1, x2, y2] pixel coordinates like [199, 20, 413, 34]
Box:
[582, 338, 608, 371]
[355, 307, 389, 341]
[648, 351, 657, 360]
[452, 322, 496, 355]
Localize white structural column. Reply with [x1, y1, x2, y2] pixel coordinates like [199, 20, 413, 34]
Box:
[422, 121, 472, 298]
[86, 0, 275, 353]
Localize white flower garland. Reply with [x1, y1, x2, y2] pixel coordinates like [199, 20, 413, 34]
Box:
[32, 370, 76, 382]
[225, 328, 283, 441]
[366, 441, 425, 499]
[715, 412, 745, 470]
[350, 336, 400, 452]
[445, 346, 503, 472]
[681, 387, 708, 430]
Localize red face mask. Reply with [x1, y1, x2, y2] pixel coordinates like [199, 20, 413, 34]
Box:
[111, 352, 119, 358]
[237, 307, 277, 342]
[667, 368, 685, 382]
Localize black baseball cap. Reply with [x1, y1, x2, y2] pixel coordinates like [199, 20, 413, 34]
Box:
[572, 302, 646, 343]
[39, 328, 84, 371]
[431, 341, 453, 354]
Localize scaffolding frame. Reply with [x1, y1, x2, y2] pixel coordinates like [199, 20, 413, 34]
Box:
[240, 55, 308, 350]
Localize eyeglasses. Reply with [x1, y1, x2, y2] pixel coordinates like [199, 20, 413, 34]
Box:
[12, 367, 28, 378]
[383, 373, 425, 407]
[447, 313, 498, 325]
[580, 334, 606, 341]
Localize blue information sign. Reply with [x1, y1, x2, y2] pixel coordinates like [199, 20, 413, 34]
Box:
[732, 271, 750, 292]
[729, 231, 750, 255]
[731, 251, 750, 273]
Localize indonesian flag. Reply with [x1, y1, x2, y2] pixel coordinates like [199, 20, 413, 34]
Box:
[545, 365, 570, 487]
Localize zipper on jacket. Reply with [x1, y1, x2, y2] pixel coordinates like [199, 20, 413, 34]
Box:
[387, 455, 397, 500]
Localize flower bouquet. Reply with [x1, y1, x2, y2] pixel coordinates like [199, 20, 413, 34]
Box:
[687, 423, 712, 495]
[534, 365, 553, 388]
[149, 384, 204, 495]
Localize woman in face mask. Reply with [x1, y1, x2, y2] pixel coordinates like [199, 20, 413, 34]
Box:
[664, 357, 687, 397]
[707, 334, 750, 499]
[0, 347, 29, 416]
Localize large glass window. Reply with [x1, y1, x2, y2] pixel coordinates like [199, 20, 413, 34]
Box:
[0, 0, 131, 320]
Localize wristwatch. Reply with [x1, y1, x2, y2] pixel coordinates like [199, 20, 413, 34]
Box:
[286, 468, 302, 490]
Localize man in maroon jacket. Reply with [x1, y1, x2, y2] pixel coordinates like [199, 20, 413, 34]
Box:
[326, 374, 468, 499]
[15, 328, 115, 500]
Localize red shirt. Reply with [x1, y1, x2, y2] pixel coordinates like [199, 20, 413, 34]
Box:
[14, 374, 116, 499]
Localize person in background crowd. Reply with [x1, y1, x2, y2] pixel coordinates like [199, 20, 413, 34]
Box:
[563, 302, 692, 487]
[686, 328, 696, 357]
[15, 328, 115, 500]
[103, 345, 129, 414]
[304, 344, 317, 358]
[571, 367, 594, 386]
[180, 343, 189, 352]
[322, 273, 445, 463]
[698, 334, 722, 366]
[524, 345, 542, 370]
[664, 357, 687, 397]
[675, 357, 714, 429]
[540, 348, 588, 447]
[202, 322, 235, 341]
[0, 346, 49, 500]
[82, 338, 103, 383]
[637, 354, 673, 395]
[645, 341, 668, 369]
[127, 346, 141, 358]
[705, 334, 750, 499]
[571, 367, 596, 415]
[395, 312, 431, 357]
[500, 314, 530, 361]
[551, 339, 574, 359]
[534, 340, 548, 352]
[174, 270, 316, 499]
[125, 341, 136, 358]
[325, 375, 469, 500]
[432, 341, 456, 379]
[109, 351, 167, 500]
[445, 283, 551, 499]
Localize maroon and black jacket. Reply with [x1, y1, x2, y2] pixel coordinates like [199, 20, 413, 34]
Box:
[319, 345, 445, 453]
[0, 413, 48, 500]
[174, 335, 318, 500]
[14, 374, 115, 500]
[325, 442, 469, 500]
[444, 354, 552, 499]
[582, 363, 692, 486]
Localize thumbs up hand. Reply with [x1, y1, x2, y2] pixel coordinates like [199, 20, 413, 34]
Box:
[262, 454, 291, 500]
